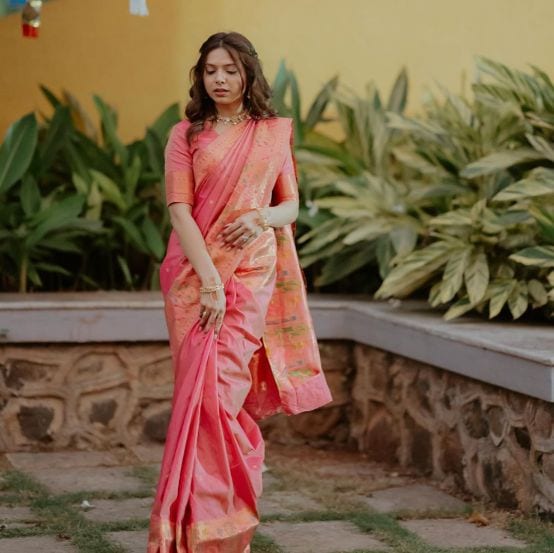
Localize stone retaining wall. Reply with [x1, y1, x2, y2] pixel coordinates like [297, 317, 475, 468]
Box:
[0, 339, 552, 515]
[348, 343, 554, 516]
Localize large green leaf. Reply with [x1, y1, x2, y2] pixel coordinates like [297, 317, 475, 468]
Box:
[314, 242, 377, 286]
[439, 246, 471, 303]
[493, 167, 554, 201]
[0, 113, 38, 194]
[20, 175, 41, 217]
[461, 148, 544, 179]
[25, 195, 86, 247]
[375, 240, 454, 298]
[304, 75, 338, 131]
[507, 281, 528, 319]
[271, 60, 290, 117]
[38, 105, 71, 176]
[93, 95, 128, 165]
[90, 169, 126, 211]
[464, 251, 489, 304]
[141, 217, 165, 260]
[149, 103, 180, 141]
[386, 67, 408, 114]
[510, 246, 554, 267]
[488, 279, 516, 318]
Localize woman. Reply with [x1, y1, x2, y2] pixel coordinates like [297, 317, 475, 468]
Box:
[147, 31, 333, 553]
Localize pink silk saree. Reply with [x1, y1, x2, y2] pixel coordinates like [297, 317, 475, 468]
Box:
[147, 116, 333, 553]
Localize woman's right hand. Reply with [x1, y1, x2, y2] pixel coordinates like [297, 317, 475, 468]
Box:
[199, 287, 226, 336]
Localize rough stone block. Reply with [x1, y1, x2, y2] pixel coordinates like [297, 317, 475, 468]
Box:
[257, 520, 391, 552]
[363, 483, 467, 514]
[81, 496, 153, 523]
[106, 530, 149, 553]
[399, 518, 527, 548]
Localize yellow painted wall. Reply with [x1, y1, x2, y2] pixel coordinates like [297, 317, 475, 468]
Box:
[1, 0, 553, 142]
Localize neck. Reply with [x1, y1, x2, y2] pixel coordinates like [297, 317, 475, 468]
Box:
[215, 100, 244, 118]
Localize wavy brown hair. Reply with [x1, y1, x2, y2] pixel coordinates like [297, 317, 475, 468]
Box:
[183, 32, 277, 145]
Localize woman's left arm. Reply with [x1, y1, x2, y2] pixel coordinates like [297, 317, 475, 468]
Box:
[221, 172, 299, 249]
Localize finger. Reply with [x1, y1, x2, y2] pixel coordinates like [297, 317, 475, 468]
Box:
[199, 306, 209, 329]
[204, 309, 217, 332]
[222, 220, 241, 236]
[224, 227, 245, 244]
[233, 234, 250, 248]
[214, 312, 224, 335]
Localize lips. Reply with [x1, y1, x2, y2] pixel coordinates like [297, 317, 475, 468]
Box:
[214, 89, 228, 93]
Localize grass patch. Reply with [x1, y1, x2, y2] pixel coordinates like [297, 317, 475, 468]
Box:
[251, 531, 283, 553]
[129, 465, 159, 489]
[507, 515, 554, 552]
[95, 519, 150, 533]
[0, 525, 51, 539]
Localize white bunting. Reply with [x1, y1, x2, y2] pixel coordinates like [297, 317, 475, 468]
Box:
[129, 0, 149, 16]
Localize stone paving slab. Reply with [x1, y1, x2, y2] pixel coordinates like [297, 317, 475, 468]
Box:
[81, 496, 153, 523]
[28, 465, 146, 494]
[259, 490, 325, 516]
[5, 450, 120, 471]
[0, 535, 78, 552]
[106, 529, 149, 553]
[399, 518, 528, 549]
[257, 520, 391, 552]
[0, 505, 40, 528]
[362, 483, 468, 514]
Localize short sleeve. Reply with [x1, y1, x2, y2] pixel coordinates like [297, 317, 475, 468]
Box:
[272, 119, 299, 203]
[164, 122, 195, 206]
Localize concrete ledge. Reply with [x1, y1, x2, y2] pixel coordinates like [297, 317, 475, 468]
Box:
[0, 291, 552, 402]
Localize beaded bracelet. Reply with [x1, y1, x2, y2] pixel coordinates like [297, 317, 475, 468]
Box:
[200, 283, 224, 294]
[255, 207, 270, 231]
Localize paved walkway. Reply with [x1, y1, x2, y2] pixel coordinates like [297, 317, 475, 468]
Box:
[0, 443, 550, 552]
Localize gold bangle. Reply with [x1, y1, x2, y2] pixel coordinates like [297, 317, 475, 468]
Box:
[255, 207, 270, 231]
[200, 283, 224, 294]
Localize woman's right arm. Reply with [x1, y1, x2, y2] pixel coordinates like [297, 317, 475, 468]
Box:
[167, 203, 221, 288]
[164, 123, 225, 334]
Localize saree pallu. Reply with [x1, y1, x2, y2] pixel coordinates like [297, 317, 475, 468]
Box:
[147, 117, 333, 553]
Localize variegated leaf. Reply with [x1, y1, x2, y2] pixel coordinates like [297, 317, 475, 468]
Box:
[464, 252, 489, 305]
[488, 279, 516, 318]
[507, 281, 528, 319]
[440, 247, 472, 303]
[510, 246, 554, 268]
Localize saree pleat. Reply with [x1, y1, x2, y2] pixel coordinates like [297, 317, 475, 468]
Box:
[148, 117, 332, 552]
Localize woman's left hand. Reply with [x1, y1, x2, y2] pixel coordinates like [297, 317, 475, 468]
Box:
[221, 210, 264, 250]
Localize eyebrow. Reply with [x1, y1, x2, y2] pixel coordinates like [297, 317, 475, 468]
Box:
[205, 63, 237, 68]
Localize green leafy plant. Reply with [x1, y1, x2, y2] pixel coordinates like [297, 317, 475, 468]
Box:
[0, 86, 180, 292]
[374, 58, 554, 320]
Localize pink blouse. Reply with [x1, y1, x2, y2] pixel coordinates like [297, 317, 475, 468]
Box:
[164, 120, 299, 207]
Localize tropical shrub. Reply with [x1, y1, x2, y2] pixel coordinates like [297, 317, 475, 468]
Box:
[0, 86, 180, 291]
[374, 58, 554, 320]
[281, 57, 553, 319]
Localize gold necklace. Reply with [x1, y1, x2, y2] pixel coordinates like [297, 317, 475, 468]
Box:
[214, 111, 250, 125]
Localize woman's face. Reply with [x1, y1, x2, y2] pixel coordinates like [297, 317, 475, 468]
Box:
[203, 47, 246, 112]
